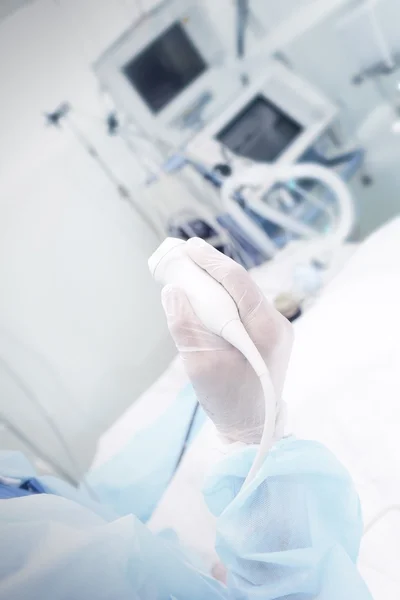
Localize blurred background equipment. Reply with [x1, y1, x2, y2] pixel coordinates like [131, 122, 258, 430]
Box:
[94, 0, 241, 149]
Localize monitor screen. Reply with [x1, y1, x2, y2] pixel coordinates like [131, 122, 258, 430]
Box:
[216, 95, 303, 162]
[122, 22, 207, 114]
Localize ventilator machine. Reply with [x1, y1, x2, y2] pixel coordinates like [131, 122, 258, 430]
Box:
[94, 0, 362, 272]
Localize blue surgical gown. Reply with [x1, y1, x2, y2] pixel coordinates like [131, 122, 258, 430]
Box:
[0, 437, 372, 599]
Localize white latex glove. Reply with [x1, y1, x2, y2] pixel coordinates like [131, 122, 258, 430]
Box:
[161, 238, 294, 445]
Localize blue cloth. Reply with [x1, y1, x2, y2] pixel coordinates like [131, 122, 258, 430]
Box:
[0, 438, 372, 599]
[0, 452, 48, 498]
[0, 483, 34, 499]
[0, 451, 116, 521]
[19, 478, 47, 494]
[86, 384, 206, 522]
[0, 477, 46, 499]
[205, 437, 372, 598]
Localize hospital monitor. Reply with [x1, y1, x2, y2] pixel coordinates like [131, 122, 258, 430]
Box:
[93, 0, 242, 148]
[187, 61, 338, 168]
[122, 22, 207, 115]
[216, 95, 304, 163]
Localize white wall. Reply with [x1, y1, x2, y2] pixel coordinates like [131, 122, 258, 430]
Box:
[274, 0, 400, 137]
[0, 0, 154, 187]
[0, 0, 176, 474]
[0, 135, 178, 472]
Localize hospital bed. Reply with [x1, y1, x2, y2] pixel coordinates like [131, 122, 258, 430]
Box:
[92, 216, 400, 598]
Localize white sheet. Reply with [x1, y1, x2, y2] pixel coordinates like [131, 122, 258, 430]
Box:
[94, 217, 400, 596]
[92, 356, 188, 469]
[284, 217, 400, 597]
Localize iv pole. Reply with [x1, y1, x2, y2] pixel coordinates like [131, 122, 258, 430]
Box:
[44, 103, 161, 238]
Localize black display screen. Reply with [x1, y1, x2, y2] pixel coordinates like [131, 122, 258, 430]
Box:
[123, 22, 207, 114]
[216, 95, 303, 162]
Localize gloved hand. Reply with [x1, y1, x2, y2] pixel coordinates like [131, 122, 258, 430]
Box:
[161, 238, 294, 445]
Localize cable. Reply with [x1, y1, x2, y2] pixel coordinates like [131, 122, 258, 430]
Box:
[172, 401, 200, 478]
[0, 411, 76, 487]
[45, 100, 165, 238]
[62, 113, 162, 239]
[236, 0, 250, 60]
[221, 162, 355, 251]
[366, 0, 394, 71]
[220, 320, 277, 487]
[289, 180, 336, 224]
[244, 372, 278, 484]
[363, 504, 400, 536]
[0, 353, 97, 500]
[65, 116, 129, 195]
[117, 126, 159, 181]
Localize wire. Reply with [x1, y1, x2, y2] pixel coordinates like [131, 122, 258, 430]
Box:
[65, 116, 126, 192]
[63, 114, 162, 238]
[366, 0, 395, 71]
[0, 354, 97, 500]
[0, 412, 75, 486]
[289, 180, 336, 224]
[236, 0, 250, 60]
[363, 504, 400, 536]
[118, 129, 158, 180]
[247, 4, 268, 37]
[172, 401, 200, 477]
[243, 371, 277, 486]
[217, 320, 277, 487]
[123, 115, 174, 156]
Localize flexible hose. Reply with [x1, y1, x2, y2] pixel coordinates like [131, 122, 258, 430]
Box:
[363, 505, 400, 536]
[221, 320, 278, 487]
[0, 330, 97, 500]
[0, 353, 97, 501]
[221, 162, 355, 251]
[243, 371, 277, 486]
